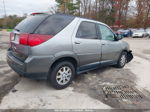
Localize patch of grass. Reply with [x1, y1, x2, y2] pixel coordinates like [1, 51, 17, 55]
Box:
[6, 29, 13, 32]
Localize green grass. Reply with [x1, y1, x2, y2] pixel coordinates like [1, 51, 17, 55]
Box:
[6, 29, 13, 32]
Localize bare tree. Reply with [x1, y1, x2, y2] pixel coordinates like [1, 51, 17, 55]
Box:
[135, 0, 150, 28]
[55, 0, 150, 28]
[48, 6, 58, 14]
[144, 0, 150, 29]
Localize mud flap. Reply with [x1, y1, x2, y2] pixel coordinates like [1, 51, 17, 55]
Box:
[127, 51, 133, 63]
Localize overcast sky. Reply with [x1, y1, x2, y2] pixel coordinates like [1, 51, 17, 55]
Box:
[0, 0, 56, 17]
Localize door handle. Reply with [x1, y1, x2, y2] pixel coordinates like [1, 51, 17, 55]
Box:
[74, 41, 81, 44]
[102, 43, 106, 45]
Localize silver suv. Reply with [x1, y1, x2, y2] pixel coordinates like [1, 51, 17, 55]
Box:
[7, 13, 133, 89]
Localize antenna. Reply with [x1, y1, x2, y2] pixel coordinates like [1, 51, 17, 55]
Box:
[3, 0, 7, 17]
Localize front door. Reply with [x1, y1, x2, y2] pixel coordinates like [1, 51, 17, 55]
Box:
[98, 24, 121, 64]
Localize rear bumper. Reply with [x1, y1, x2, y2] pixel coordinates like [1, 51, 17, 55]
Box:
[7, 50, 54, 80]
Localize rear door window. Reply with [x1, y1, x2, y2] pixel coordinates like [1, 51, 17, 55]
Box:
[15, 15, 48, 33]
[76, 21, 98, 39]
[34, 15, 75, 35]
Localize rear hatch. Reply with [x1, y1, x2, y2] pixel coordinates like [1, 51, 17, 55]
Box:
[9, 14, 75, 62]
[9, 14, 49, 61]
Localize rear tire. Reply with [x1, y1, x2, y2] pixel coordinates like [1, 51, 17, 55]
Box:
[116, 51, 127, 68]
[48, 61, 75, 89]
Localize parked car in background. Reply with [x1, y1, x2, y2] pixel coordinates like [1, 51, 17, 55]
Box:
[117, 29, 132, 37]
[7, 13, 133, 89]
[132, 30, 148, 38]
[146, 29, 150, 38]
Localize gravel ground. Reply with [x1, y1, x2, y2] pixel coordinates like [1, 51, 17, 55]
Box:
[0, 31, 150, 110]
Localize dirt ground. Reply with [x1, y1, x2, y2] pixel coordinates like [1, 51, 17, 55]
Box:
[0, 31, 150, 110]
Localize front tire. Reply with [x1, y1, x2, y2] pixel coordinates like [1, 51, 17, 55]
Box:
[116, 51, 127, 68]
[48, 61, 75, 89]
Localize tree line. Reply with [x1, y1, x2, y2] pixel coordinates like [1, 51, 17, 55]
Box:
[0, 0, 149, 29]
[55, 0, 150, 29]
[0, 15, 26, 29]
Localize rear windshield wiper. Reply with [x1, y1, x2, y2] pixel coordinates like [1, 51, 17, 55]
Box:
[13, 29, 20, 34]
[14, 29, 20, 32]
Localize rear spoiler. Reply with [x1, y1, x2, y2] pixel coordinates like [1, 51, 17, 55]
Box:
[31, 12, 48, 15]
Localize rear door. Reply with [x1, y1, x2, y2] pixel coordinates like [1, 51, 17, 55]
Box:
[73, 20, 101, 68]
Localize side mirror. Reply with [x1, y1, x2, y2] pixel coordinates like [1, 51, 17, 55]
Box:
[115, 34, 123, 41]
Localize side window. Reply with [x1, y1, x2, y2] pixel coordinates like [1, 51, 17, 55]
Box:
[76, 21, 97, 39]
[34, 15, 75, 35]
[98, 24, 115, 41]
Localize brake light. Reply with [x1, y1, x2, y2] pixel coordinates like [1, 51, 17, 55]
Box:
[28, 34, 53, 46]
[10, 32, 13, 47]
[19, 34, 53, 47]
[31, 12, 47, 15]
[10, 32, 13, 41]
[19, 34, 29, 45]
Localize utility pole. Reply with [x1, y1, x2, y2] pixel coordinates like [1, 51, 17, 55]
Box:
[3, 0, 7, 17]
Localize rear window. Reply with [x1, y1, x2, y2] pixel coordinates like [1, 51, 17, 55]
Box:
[15, 15, 49, 33]
[34, 15, 75, 35]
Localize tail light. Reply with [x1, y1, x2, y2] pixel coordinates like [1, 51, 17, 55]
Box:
[10, 32, 13, 47]
[19, 34, 29, 45]
[10, 32, 13, 41]
[19, 34, 53, 47]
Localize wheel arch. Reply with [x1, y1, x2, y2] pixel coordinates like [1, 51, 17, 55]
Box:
[122, 49, 128, 53]
[50, 56, 78, 73]
[121, 49, 133, 63]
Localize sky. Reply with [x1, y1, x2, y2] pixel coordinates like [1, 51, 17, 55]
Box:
[0, 0, 56, 17]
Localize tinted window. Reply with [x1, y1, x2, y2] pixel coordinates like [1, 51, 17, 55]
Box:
[98, 24, 115, 41]
[76, 22, 97, 39]
[34, 15, 75, 35]
[15, 15, 48, 33]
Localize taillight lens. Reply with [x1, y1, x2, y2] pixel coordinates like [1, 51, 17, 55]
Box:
[19, 34, 53, 47]
[10, 32, 13, 41]
[10, 32, 13, 47]
[19, 34, 29, 45]
[28, 34, 53, 47]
